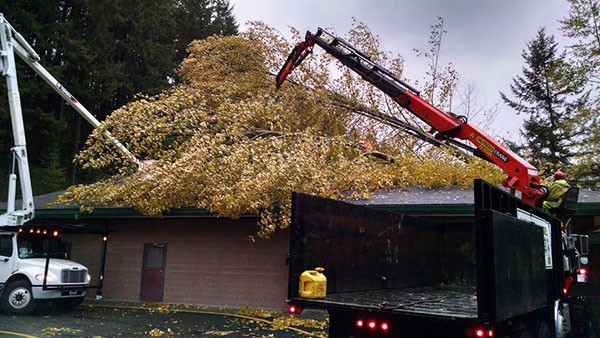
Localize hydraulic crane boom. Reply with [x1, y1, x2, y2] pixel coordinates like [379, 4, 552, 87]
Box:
[276, 28, 546, 206]
[0, 13, 141, 226]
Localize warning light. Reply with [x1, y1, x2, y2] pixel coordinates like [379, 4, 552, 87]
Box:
[43, 230, 47, 234]
[578, 268, 588, 275]
[36, 229, 41, 234]
[380, 322, 389, 331]
[487, 329, 495, 337]
[476, 328, 485, 337]
[52, 230, 59, 237]
[356, 319, 364, 328]
[18, 228, 23, 233]
[368, 321, 376, 329]
[29, 228, 34, 233]
[103, 236, 108, 242]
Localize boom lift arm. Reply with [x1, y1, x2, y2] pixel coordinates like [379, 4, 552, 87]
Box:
[276, 28, 546, 207]
[0, 14, 141, 226]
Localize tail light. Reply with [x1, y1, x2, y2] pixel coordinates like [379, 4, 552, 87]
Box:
[577, 267, 589, 282]
[380, 322, 389, 332]
[355, 318, 391, 334]
[467, 327, 494, 337]
[288, 304, 302, 314]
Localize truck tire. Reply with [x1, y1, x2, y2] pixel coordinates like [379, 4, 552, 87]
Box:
[53, 297, 84, 311]
[0, 279, 37, 315]
[567, 302, 592, 338]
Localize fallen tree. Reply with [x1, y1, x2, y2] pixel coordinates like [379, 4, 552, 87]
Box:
[54, 23, 503, 236]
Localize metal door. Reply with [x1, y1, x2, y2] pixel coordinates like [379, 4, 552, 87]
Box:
[140, 243, 166, 302]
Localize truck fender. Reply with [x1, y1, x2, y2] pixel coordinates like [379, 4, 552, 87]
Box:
[4, 273, 34, 287]
[5, 265, 54, 287]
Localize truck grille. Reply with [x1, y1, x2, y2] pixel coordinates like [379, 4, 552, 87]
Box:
[61, 269, 87, 283]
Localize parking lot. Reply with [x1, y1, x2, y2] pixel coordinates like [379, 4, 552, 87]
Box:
[0, 301, 327, 337]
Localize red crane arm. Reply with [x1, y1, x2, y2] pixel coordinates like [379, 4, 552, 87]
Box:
[275, 29, 545, 206]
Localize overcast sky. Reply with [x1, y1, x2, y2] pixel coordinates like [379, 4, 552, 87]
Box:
[230, 0, 572, 138]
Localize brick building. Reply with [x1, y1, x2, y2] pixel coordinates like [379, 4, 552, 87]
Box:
[13, 187, 600, 310]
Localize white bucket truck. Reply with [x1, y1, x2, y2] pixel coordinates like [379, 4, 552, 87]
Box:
[0, 228, 90, 315]
[0, 14, 134, 315]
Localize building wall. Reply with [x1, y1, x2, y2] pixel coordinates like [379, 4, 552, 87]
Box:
[62, 232, 105, 296]
[74, 217, 290, 309]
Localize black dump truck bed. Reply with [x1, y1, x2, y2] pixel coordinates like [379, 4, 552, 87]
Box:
[288, 180, 564, 328]
[295, 286, 477, 319]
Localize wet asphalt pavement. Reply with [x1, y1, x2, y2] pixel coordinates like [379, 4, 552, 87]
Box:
[0, 302, 327, 337]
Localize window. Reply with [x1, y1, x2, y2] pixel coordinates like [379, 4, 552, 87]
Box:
[16, 234, 67, 259]
[0, 234, 13, 257]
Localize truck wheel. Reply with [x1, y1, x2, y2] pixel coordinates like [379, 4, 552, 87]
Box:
[567, 302, 592, 338]
[53, 297, 84, 311]
[0, 279, 37, 315]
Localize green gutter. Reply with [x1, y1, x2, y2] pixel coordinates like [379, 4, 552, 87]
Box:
[574, 203, 600, 216]
[14, 202, 600, 220]
[370, 203, 475, 215]
[36, 206, 215, 219]
[33, 204, 475, 219]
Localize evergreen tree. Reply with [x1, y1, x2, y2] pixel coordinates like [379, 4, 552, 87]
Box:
[30, 143, 67, 195]
[560, 0, 600, 188]
[173, 0, 239, 62]
[560, 0, 600, 84]
[0, 1, 67, 197]
[0, 1, 239, 195]
[568, 96, 600, 188]
[501, 28, 585, 171]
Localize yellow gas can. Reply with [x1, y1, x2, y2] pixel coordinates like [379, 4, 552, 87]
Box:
[299, 267, 327, 299]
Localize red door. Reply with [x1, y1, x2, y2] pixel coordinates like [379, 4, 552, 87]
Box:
[140, 243, 166, 302]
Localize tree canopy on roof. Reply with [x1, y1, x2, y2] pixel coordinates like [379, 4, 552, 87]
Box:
[54, 22, 503, 236]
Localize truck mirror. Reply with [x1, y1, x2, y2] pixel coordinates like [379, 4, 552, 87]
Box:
[578, 235, 590, 256]
[567, 234, 590, 256]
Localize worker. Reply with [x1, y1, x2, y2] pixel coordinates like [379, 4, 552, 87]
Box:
[542, 171, 570, 211]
